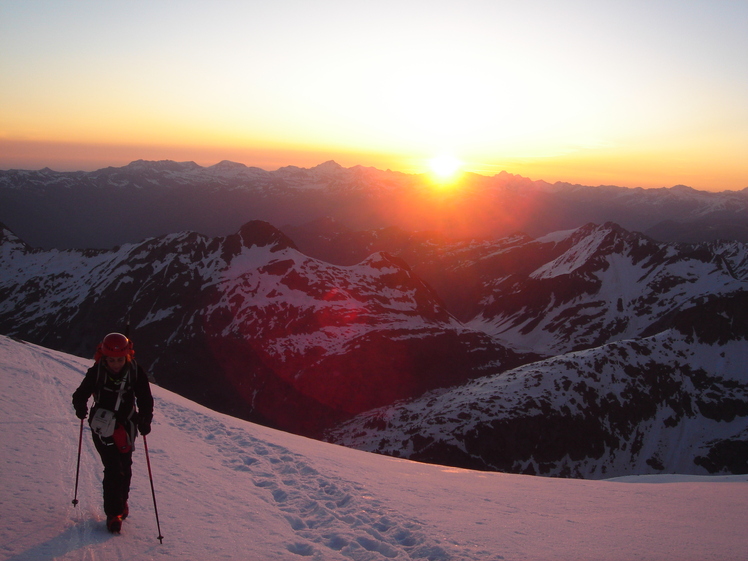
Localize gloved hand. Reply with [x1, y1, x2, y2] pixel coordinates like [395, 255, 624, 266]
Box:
[138, 417, 152, 436]
[74, 405, 88, 420]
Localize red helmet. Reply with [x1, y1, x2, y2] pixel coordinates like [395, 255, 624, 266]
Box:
[95, 332, 134, 361]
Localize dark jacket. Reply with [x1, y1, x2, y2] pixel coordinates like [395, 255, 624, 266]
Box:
[72, 359, 154, 439]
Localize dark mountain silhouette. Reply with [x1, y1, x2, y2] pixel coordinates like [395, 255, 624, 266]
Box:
[2, 160, 747, 250]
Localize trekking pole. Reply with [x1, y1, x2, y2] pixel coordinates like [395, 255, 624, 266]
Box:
[72, 418, 84, 506]
[143, 435, 164, 543]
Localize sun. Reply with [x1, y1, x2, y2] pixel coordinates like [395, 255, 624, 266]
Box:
[428, 154, 463, 181]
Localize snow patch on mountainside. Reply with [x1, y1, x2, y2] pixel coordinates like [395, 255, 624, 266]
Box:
[328, 324, 748, 478]
[467, 224, 747, 356]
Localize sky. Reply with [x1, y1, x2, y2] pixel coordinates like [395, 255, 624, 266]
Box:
[1, 0, 747, 191]
[3, 334, 748, 561]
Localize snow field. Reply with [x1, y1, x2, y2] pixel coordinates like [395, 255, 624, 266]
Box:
[2, 335, 748, 561]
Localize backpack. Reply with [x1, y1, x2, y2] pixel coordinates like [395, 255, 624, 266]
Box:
[90, 361, 137, 452]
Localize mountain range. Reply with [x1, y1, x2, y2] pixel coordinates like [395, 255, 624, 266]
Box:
[325, 223, 748, 477]
[327, 304, 748, 477]
[2, 159, 748, 250]
[2, 195, 746, 476]
[0, 220, 534, 436]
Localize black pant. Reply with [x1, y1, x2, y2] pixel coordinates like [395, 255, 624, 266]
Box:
[93, 433, 133, 517]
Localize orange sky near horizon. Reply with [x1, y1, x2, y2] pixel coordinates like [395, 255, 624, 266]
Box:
[1, 1, 747, 192]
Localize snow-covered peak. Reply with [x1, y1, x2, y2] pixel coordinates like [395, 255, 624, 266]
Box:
[530, 223, 630, 279]
[1, 220, 524, 436]
[0, 222, 29, 252]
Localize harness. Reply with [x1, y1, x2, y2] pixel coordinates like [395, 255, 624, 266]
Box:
[92, 361, 138, 448]
[95, 360, 134, 412]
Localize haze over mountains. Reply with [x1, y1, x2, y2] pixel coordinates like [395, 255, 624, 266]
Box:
[2, 160, 747, 250]
[1, 160, 747, 478]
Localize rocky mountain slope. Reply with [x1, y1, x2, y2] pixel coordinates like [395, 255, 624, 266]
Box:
[327, 312, 748, 478]
[2, 213, 746, 475]
[0, 220, 531, 436]
[325, 226, 748, 476]
[466, 222, 748, 354]
[286, 220, 748, 332]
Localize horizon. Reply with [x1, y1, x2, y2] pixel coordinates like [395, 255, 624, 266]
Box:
[3, 156, 747, 194]
[2, 1, 747, 192]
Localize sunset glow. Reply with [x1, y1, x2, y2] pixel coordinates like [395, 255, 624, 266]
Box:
[429, 154, 463, 181]
[1, 1, 747, 191]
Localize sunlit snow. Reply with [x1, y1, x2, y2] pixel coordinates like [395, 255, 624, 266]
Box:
[2, 335, 747, 560]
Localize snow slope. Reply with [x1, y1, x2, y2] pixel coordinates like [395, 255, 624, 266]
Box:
[2, 334, 748, 561]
